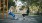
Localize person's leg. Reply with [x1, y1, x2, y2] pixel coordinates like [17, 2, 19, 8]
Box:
[9, 12, 15, 19]
[9, 12, 15, 17]
[22, 14, 25, 20]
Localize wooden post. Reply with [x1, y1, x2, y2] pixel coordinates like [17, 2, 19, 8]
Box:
[0, 0, 1, 8]
[2, 0, 5, 19]
[6, 0, 8, 19]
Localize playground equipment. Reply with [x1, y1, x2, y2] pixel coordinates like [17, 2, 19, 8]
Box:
[0, 0, 8, 19]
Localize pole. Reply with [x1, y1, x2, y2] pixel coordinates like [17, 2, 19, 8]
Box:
[6, 0, 8, 19]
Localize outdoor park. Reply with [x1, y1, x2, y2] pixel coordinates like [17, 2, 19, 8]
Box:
[0, 0, 42, 23]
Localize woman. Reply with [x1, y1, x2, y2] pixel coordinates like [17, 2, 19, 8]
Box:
[22, 7, 29, 20]
[8, 6, 15, 19]
[22, 8, 27, 20]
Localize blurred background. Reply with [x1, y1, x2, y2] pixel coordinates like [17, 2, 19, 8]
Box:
[0, 0, 42, 23]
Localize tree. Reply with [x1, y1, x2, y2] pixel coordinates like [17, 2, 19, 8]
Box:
[8, 0, 15, 10]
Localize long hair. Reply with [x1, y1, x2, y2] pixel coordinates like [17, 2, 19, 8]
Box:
[9, 6, 14, 12]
